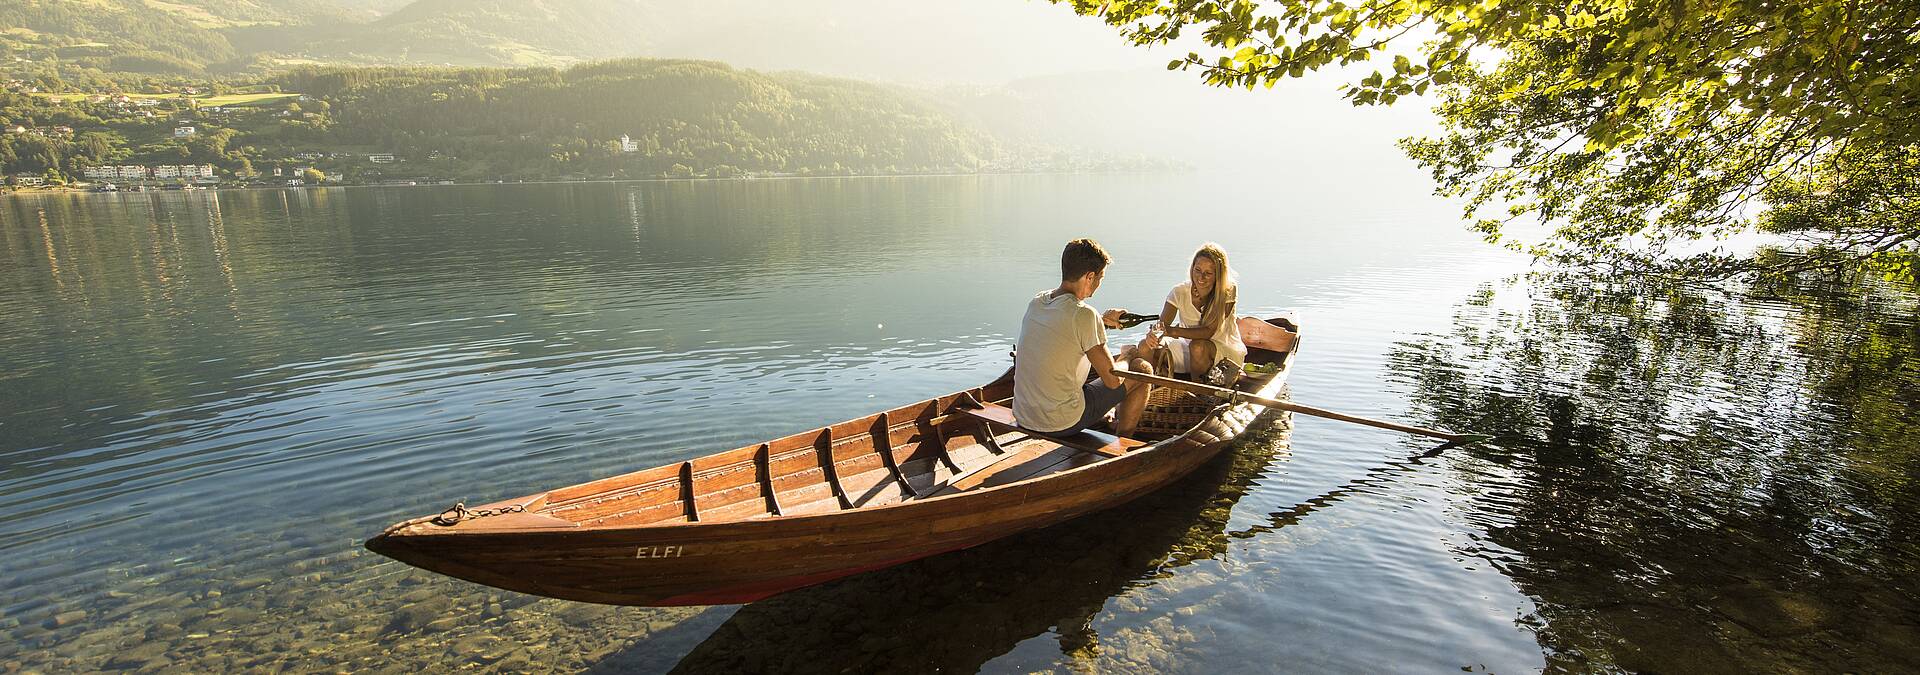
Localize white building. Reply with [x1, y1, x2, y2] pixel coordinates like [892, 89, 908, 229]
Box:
[367, 154, 396, 164]
[83, 165, 150, 180]
[152, 165, 216, 179]
[173, 126, 196, 138]
[619, 134, 639, 153]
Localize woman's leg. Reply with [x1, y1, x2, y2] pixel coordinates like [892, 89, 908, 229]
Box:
[1190, 339, 1217, 376]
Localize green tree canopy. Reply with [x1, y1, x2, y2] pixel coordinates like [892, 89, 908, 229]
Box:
[1058, 0, 1920, 279]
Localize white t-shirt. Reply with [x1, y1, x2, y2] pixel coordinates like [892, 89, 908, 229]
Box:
[1167, 282, 1246, 365]
[1013, 290, 1106, 433]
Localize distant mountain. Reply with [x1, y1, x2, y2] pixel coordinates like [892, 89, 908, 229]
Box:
[0, 0, 378, 75]
[0, 0, 241, 74]
[307, 0, 413, 17]
[1, 0, 649, 75]
[293, 0, 655, 67]
[3, 0, 1153, 83]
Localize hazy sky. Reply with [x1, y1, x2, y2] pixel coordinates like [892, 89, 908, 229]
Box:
[631, 0, 1444, 181]
[643, 1, 1170, 85]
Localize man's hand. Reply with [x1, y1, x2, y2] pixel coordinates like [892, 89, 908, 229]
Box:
[1101, 308, 1126, 329]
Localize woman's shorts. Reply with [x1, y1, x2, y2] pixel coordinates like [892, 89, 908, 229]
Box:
[1161, 337, 1243, 374]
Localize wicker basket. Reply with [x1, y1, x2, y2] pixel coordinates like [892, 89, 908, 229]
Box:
[1135, 386, 1217, 439]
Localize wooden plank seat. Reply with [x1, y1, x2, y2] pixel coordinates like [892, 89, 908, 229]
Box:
[925, 441, 1082, 498]
[956, 401, 1145, 459]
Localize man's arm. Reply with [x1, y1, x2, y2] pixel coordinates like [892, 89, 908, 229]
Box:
[1086, 343, 1123, 389]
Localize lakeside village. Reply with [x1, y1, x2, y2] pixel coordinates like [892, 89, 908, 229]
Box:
[8, 117, 724, 192]
[19, 134, 738, 192]
[4, 105, 746, 193]
[1, 80, 421, 193]
[4, 79, 369, 193]
[2, 76, 1149, 195]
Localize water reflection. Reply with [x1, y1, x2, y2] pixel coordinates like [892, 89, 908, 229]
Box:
[18, 175, 1478, 672]
[1386, 273, 1920, 672]
[11, 175, 1914, 672]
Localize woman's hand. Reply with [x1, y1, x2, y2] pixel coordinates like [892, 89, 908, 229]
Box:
[1139, 322, 1164, 351]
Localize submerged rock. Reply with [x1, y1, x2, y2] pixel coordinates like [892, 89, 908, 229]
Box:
[102, 643, 167, 670]
[494, 651, 531, 672]
[47, 610, 86, 628]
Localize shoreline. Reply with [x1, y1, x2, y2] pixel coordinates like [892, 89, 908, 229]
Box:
[0, 168, 1193, 199]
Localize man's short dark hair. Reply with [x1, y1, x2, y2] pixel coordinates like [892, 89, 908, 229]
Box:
[1061, 238, 1111, 281]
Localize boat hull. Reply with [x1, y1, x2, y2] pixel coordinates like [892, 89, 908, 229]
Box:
[366, 317, 1298, 606]
[366, 403, 1264, 605]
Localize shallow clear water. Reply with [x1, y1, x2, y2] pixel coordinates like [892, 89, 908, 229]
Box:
[2, 175, 1915, 673]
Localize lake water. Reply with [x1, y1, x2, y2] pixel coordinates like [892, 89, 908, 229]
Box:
[2, 175, 1916, 673]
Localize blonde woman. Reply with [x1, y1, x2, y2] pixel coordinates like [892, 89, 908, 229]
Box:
[1139, 243, 1245, 381]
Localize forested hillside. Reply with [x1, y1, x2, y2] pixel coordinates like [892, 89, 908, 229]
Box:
[273, 60, 998, 178]
[1, 59, 1055, 184]
[0, 0, 241, 75]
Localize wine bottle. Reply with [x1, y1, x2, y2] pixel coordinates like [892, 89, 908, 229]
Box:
[1114, 312, 1158, 328]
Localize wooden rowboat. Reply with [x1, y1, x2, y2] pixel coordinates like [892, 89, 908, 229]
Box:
[365, 314, 1302, 606]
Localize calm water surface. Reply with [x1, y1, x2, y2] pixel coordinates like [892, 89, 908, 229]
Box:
[2, 175, 1915, 673]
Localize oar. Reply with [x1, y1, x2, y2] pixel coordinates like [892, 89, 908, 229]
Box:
[1114, 370, 1492, 448]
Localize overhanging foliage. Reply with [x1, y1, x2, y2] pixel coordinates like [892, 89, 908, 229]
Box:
[1058, 0, 1920, 279]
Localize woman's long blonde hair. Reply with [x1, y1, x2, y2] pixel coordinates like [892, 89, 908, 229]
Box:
[1193, 243, 1234, 331]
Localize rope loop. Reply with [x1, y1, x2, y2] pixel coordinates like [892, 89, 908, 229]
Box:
[432, 502, 525, 526]
[433, 503, 471, 526]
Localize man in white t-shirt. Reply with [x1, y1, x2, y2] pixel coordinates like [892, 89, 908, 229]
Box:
[1013, 238, 1154, 437]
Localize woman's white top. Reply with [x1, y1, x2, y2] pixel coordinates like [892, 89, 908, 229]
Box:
[1167, 281, 1246, 365]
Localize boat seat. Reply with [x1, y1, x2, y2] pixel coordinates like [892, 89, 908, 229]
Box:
[957, 402, 1144, 458]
